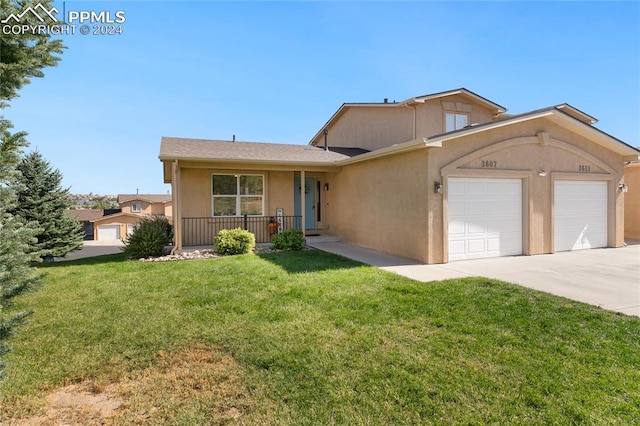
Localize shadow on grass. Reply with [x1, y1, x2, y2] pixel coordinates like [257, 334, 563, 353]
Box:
[257, 249, 365, 274]
[36, 253, 129, 268]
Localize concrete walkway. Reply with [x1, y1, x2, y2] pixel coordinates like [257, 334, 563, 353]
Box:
[308, 240, 640, 317]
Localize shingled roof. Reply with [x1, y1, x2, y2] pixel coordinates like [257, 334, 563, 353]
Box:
[159, 137, 351, 165]
[118, 194, 172, 204]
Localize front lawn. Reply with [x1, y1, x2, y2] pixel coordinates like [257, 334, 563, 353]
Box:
[1, 251, 639, 424]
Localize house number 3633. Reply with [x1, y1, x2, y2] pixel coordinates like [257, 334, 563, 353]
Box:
[579, 165, 591, 172]
[481, 160, 497, 168]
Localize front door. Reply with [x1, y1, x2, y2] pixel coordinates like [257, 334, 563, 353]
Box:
[294, 177, 316, 230]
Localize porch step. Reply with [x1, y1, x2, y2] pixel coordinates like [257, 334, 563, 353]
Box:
[305, 235, 342, 244]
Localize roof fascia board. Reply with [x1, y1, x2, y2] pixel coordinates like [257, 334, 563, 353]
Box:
[160, 157, 341, 172]
[426, 109, 640, 158]
[336, 139, 427, 166]
[411, 88, 507, 113]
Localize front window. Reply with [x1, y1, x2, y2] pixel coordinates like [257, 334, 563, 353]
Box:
[132, 202, 142, 212]
[445, 112, 468, 132]
[212, 174, 264, 216]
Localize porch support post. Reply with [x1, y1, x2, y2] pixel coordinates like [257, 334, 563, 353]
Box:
[300, 169, 305, 234]
[172, 160, 182, 253]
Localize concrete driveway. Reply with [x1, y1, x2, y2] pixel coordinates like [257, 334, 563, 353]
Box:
[308, 240, 640, 317]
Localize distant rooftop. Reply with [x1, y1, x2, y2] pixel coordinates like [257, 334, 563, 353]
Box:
[118, 194, 171, 204]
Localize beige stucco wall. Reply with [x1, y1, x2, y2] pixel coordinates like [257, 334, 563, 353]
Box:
[329, 116, 626, 264]
[415, 95, 495, 138]
[324, 149, 431, 261]
[318, 96, 498, 152]
[326, 107, 413, 151]
[624, 164, 640, 239]
[120, 200, 169, 216]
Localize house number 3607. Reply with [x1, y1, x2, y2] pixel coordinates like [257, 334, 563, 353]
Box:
[481, 160, 497, 168]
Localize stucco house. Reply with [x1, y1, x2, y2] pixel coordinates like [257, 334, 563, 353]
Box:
[91, 194, 172, 241]
[159, 88, 639, 264]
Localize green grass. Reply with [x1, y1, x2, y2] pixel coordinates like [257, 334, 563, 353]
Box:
[1, 250, 639, 424]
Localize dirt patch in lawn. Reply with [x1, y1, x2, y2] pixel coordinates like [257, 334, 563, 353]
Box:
[5, 345, 254, 425]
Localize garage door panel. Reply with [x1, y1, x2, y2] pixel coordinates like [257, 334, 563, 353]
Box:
[98, 225, 120, 241]
[467, 239, 486, 254]
[448, 178, 523, 261]
[554, 181, 607, 252]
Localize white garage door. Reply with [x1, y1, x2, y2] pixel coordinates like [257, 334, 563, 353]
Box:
[98, 225, 120, 241]
[554, 180, 607, 251]
[448, 178, 522, 261]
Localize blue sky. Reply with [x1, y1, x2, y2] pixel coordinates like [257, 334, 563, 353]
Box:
[4, 1, 639, 195]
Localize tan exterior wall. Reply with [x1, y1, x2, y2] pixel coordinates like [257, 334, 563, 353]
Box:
[415, 95, 496, 138]
[624, 164, 640, 239]
[326, 107, 413, 151]
[120, 201, 171, 217]
[324, 149, 431, 261]
[319, 97, 498, 152]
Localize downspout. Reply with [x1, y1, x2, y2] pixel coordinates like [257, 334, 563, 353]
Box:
[404, 103, 417, 139]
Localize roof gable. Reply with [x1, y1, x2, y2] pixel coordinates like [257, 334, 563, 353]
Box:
[309, 88, 507, 147]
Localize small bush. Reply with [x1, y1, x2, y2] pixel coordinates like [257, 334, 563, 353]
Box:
[123, 216, 173, 259]
[272, 229, 305, 251]
[215, 228, 255, 255]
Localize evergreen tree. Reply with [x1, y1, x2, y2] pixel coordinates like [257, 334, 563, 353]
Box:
[0, 0, 65, 377]
[0, 120, 42, 378]
[13, 151, 84, 261]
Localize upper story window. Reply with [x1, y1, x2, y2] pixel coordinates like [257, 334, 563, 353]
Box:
[445, 112, 469, 132]
[212, 174, 264, 217]
[132, 202, 142, 212]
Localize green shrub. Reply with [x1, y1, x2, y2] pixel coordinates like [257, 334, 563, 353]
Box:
[215, 228, 255, 255]
[272, 229, 305, 251]
[123, 216, 173, 259]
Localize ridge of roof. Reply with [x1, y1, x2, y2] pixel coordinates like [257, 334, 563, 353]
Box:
[117, 194, 171, 204]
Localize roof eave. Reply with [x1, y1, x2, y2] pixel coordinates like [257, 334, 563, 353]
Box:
[159, 155, 343, 170]
[336, 139, 428, 166]
[425, 109, 640, 159]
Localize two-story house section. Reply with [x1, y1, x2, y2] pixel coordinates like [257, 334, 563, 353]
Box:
[160, 88, 640, 263]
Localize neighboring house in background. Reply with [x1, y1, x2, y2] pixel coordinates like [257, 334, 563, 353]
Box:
[624, 162, 640, 240]
[159, 88, 640, 264]
[91, 194, 172, 241]
[67, 209, 106, 240]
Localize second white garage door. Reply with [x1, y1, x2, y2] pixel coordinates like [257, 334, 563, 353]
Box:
[554, 180, 607, 251]
[448, 178, 523, 261]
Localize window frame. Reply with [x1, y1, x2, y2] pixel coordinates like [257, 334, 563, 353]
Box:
[445, 112, 469, 132]
[211, 173, 264, 217]
[132, 202, 142, 212]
